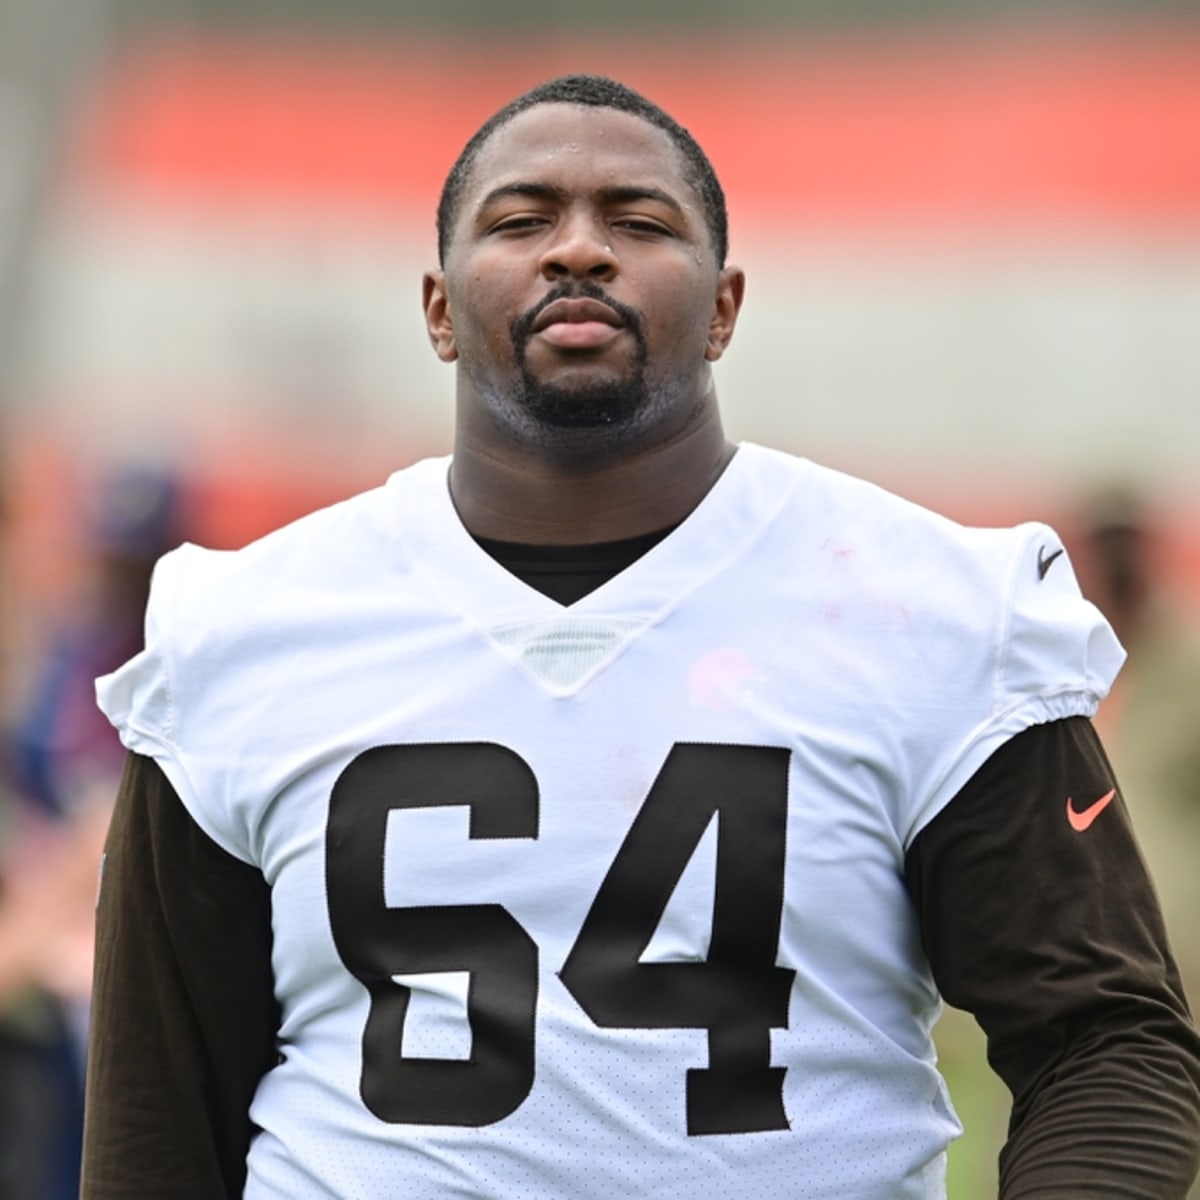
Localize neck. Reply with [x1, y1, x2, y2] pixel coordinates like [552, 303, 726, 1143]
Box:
[448, 403, 736, 545]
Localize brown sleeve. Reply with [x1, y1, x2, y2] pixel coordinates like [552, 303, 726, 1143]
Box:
[906, 716, 1200, 1198]
[81, 753, 280, 1200]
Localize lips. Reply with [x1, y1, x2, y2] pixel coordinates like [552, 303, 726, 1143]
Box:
[528, 297, 627, 351]
[531, 297, 625, 333]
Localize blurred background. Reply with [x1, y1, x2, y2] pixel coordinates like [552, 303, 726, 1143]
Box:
[0, 0, 1198, 1195]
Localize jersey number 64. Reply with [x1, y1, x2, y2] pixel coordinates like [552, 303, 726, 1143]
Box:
[325, 742, 794, 1136]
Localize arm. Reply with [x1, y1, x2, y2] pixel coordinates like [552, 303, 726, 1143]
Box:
[906, 716, 1200, 1198]
[82, 753, 280, 1200]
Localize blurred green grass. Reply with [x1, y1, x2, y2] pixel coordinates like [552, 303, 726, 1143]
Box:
[936, 1007, 1008, 1197]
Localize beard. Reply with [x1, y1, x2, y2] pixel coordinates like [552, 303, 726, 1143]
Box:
[508, 282, 650, 430]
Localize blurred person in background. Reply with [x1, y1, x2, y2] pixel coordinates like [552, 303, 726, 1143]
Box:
[0, 454, 81, 1200]
[8, 465, 181, 820]
[1072, 487, 1200, 1005]
[0, 462, 96, 1200]
[0, 464, 182, 1200]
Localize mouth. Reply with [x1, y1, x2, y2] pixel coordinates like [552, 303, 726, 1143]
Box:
[529, 297, 627, 351]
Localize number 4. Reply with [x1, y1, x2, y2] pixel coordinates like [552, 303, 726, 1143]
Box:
[326, 742, 794, 1135]
[561, 743, 793, 1134]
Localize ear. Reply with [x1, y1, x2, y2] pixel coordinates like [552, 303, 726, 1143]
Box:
[423, 270, 458, 363]
[704, 265, 745, 363]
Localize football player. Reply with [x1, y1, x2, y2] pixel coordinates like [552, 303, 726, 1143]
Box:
[82, 75, 1200, 1198]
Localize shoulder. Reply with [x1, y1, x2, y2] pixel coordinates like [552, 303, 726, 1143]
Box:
[740, 446, 1125, 834]
[744, 443, 1054, 601]
[153, 457, 449, 628]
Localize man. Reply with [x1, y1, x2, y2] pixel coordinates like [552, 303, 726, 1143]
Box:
[82, 75, 1200, 1198]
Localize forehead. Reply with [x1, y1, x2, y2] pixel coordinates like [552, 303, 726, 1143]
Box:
[462, 102, 699, 213]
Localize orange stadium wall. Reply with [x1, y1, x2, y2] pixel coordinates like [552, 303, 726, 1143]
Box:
[9, 21, 1200, 604]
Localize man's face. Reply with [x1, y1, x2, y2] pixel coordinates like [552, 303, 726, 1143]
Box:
[425, 103, 742, 454]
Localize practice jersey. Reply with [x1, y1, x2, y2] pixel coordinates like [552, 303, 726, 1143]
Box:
[96, 443, 1124, 1199]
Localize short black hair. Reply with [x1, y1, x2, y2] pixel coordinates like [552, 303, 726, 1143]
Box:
[436, 74, 729, 267]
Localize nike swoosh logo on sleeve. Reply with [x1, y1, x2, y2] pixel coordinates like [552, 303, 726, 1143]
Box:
[1066, 788, 1116, 832]
[1037, 544, 1064, 580]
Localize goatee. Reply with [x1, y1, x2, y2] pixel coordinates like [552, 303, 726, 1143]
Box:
[509, 282, 649, 429]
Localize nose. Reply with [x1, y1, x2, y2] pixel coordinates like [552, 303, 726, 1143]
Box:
[539, 212, 617, 282]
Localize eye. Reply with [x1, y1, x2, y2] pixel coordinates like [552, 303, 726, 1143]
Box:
[489, 215, 550, 235]
[613, 216, 673, 237]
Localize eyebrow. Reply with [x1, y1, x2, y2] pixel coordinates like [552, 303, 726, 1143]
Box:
[474, 182, 690, 221]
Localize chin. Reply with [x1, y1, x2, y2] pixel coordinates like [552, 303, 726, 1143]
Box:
[516, 377, 650, 431]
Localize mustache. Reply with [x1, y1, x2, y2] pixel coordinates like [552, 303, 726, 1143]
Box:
[510, 280, 643, 350]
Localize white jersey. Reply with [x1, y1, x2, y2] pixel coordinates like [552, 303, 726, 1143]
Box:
[97, 443, 1123, 1199]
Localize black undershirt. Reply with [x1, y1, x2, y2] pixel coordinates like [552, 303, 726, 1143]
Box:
[471, 525, 676, 605]
[81, 539, 1200, 1199]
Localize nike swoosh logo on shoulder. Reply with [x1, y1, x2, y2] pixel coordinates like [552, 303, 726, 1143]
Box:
[1037, 544, 1064, 580]
[1066, 788, 1116, 832]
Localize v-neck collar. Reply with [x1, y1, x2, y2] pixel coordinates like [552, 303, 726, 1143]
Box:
[390, 444, 804, 690]
[471, 525, 678, 607]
